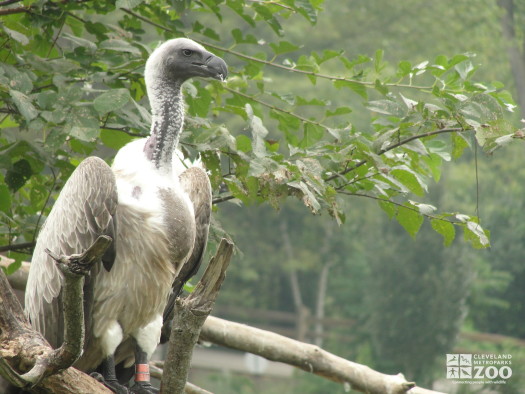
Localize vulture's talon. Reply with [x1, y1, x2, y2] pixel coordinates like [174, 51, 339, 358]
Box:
[130, 382, 159, 394]
[90, 372, 129, 394]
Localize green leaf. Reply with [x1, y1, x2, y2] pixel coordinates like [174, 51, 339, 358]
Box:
[451, 133, 469, 159]
[390, 166, 426, 196]
[325, 107, 352, 117]
[270, 41, 301, 55]
[396, 203, 424, 238]
[5, 159, 32, 192]
[379, 199, 396, 219]
[5, 258, 22, 276]
[374, 49, 385, 73]
[61, 33, 97, 51]
[2, 26, 29, 45]
[313, 49, 343, 64]
[116, 0, 144, 8]
[67, 107, 100, 141]
[299, 123, 324, 148]
[100, 129, 134, 150]
[288, 180, 321, 212]
[93, 89, 131, 115]
[0, 184, 11, 213]
[431, 219, 455, 246]
[333, 80, 368, 99]
[10, 90, 38, 121]
[246, 104, 269, 158]
[231, 28, 258, 44]
[295, 0, 318, 24]
[463, 221, 490, 249]
[397, 60, 412, 77]
[455, 60, 475, 80]
[203, 28, 221, 41]
[374, 79, 389, 95]
[421, 153, 442, 182]
[367, 99, 404, 117]
[100, 39, 141, 55]
[236, 135, 252, 153]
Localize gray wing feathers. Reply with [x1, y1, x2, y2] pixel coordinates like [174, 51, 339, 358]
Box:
[179, 166, 212, 282]
[25, 157, 117, 348]
[160, 166, 211, 342]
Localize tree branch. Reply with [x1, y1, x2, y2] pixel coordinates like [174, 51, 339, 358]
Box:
[0, 5, 29, 16]
[119, 8, 431, 91]
[339, 191, 462, 224]
[0, 236, 113, 392]
[0, 241, 35, 254]
[326, 127, 470, 182]
[200, 316, 445, 394]
[161, 238, 234, 393]
[223, 86, 330, 130]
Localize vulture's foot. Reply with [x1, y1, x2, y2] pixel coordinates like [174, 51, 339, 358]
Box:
[130, 381, 159, 393]
[90, 372, 129, 394]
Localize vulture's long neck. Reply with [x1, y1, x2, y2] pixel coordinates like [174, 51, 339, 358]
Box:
[144, 79, 184, 173]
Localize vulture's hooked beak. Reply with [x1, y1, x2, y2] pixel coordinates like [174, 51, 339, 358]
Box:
[194, 54, 228, 82]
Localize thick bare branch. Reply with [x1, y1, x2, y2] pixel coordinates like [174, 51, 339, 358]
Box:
[0, 254, 449, 393]
[0, 236, 113, 393]
[200, 316, 445, 394]
[161, 238, 234, 394]
[0, 269, 111, 393]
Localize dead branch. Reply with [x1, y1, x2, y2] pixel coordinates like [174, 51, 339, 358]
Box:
[199, 316, 445, 394]
[161, 238, 234, 394]
[0, 236, 113, 393]
[1, 252, 443, 393]
[150, 362, 213, 394]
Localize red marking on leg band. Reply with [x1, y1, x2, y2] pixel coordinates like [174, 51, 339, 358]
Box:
[135, 363, 150, 382]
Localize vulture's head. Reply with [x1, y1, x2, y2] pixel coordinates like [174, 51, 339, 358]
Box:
[145, 38, 228, 87]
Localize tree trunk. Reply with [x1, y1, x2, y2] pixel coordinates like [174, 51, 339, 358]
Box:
[314, 261, 333, 347]
[499, 0, 525, 118]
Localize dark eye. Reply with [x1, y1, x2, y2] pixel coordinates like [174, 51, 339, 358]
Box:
[182, 49, 193, 57]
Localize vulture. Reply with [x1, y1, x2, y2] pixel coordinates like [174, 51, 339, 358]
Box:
[25, 38, 227, 393]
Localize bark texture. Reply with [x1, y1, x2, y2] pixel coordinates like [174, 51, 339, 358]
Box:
[0, 266, 111, 393]
[0, 238, 113, 393]
[2, 249, 443, 394]
[499, 0, 525, 118]
[161, 238, 234, 393]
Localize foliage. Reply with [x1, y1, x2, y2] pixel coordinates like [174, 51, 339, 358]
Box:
[1, 0, 524, 392]
[0, 0, 519, 264]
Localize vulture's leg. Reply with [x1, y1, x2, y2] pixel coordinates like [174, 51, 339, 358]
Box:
[129, 317, 162, 393]
[91, 356, 129, 394]
[91, 320, 129, 393]
[129, 343, 159, 393]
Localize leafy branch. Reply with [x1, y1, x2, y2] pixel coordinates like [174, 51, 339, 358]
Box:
[326, 127, 471, 181]
[119, 7, 431, 91]
[224, 86, 330, 130]
[341, 191, 455, 224]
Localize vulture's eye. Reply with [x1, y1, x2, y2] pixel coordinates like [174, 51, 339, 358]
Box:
[182, 49, 193, 57]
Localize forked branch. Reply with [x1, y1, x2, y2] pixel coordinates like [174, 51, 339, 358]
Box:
[0, 236, 112, 392]
[161, 238, 234, 394]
